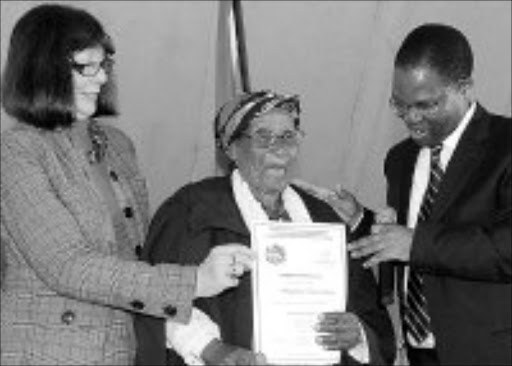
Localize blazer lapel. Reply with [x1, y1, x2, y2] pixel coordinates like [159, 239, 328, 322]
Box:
[431, 104, 490, 219]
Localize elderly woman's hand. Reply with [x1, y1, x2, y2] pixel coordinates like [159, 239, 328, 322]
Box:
[315, 312, 364, 351]
[196, 244, 255, 298]
[201, 339, 267, 365]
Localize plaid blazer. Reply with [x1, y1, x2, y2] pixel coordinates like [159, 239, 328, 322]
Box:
[1, 120, 196, 365]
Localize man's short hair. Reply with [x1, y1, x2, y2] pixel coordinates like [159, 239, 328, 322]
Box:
[395, 23, 473, 85]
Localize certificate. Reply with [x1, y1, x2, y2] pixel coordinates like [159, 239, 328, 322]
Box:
[251, 221, 347, 365]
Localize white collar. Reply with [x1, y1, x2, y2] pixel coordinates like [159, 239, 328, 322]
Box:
[442, 101, 476, 151]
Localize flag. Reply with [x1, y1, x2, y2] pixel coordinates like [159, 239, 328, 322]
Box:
[215, 0, 251, 173]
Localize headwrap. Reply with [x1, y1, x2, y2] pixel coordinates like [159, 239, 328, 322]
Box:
[214, 90, 300, 151]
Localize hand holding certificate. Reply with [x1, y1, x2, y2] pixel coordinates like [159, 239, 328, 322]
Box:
[251, 221, 348, 365]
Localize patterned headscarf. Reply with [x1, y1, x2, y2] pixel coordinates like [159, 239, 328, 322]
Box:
[214, 90, 300, 151]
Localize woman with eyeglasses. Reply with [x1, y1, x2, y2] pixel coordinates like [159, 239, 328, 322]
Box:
[134, 90, 396, 365]
[0, 4, 253, 365]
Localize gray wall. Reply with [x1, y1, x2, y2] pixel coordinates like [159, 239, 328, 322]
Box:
[1, 1, 510, 212]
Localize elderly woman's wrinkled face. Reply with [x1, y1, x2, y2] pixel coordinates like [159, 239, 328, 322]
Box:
[228, 110, 300, 195]
[71, 46, 109, 121]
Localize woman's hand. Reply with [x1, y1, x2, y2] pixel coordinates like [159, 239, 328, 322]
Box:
[201, 339, 267, 365]
[196, 244, 255, 298]
[315, 312, 363, 351]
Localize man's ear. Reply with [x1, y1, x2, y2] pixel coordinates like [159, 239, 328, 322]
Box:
[453, 77, 474, 104]
[458, 77, 474, 94]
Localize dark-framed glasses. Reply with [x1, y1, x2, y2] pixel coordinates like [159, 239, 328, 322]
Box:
[389, 92, 447, 119]
[70, 57, 115, 77]
[243, 128, 305, 149]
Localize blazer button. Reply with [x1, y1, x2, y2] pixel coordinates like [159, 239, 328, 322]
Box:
[109, 170, 119, 181]
[61, 310, 76, 325]
[163, 305, 177, 317]
[123, 206, 134, 218]
[130, 300, 145, 310]
[135, 245, 142, 257]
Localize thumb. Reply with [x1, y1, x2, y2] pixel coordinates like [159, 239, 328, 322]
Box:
[375, 207, 397, 224]
[334, 184, 352, 199]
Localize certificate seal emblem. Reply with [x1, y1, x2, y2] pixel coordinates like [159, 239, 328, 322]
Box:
[265, 244, 286, 265]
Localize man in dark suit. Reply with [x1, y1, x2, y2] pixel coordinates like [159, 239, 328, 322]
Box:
[347, 24, 511, 365]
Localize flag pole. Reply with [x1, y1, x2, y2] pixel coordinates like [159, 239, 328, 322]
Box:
[232, 0, 250, 92]
[215, 0, 251, 174]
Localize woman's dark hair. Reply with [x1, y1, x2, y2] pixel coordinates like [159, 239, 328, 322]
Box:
[395, 23, 473, 85]
[1, 4, 117, 130]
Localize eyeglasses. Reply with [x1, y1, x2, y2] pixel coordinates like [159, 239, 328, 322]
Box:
[389, 92, 447, 119]
[242, 128, 305, 149]
[70, 57, 114, 77]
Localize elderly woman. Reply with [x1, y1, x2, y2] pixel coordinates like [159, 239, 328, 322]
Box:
[135, 90, 396, 365]
[0, 4, 251, 365]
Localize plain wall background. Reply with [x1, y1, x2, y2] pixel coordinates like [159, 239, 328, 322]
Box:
[1, 0, 511, 213]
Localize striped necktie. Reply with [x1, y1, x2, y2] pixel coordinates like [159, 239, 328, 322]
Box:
[404, 144, 443, 344]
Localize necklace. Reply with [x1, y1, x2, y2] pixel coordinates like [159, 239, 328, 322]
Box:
[87, 120, 108, 164]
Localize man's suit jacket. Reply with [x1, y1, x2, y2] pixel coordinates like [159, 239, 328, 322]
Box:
[135, 176, 396, 365]
[384, 104, 511, 365]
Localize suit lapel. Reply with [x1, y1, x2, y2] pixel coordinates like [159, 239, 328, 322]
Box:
[392, 143, 419, 302]
[398, 141, 420, 224]
[431, 105, 490, 219]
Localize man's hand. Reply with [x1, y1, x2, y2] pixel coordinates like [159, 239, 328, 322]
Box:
[348, 224, 413, 268]
[315, 312, 363, 351]
[374, 207, 397, 228]
[201, 339, 267, 365]
[292, 180, 363, 227]
[196, 244, 255, 298]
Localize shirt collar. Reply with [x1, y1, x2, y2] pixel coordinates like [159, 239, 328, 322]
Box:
[442, 101, 476, 151]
